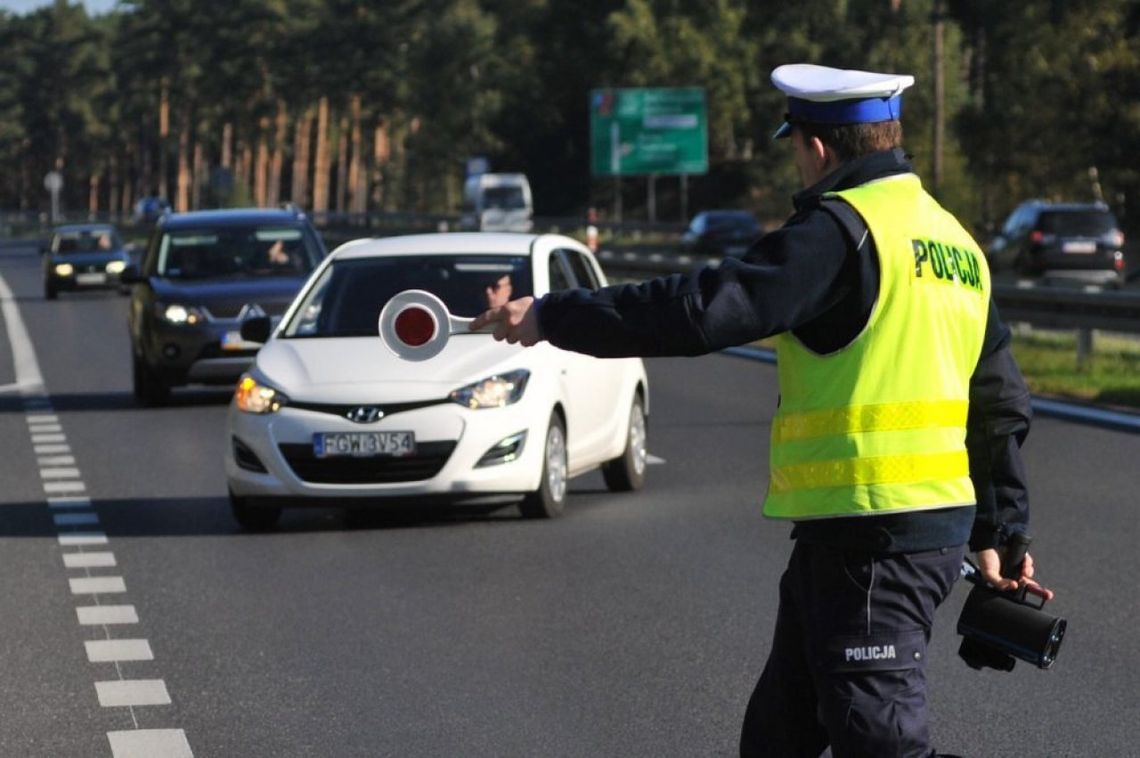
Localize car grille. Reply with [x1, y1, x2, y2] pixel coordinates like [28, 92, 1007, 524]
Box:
[278, 441, 457, 484]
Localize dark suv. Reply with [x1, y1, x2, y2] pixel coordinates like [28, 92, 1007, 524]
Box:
[988, 201, 1125, 286]
[123, 207, 326, 404]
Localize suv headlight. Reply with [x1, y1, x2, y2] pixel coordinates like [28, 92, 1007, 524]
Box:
[54, 263, 74, 276]
[106, 260, 126, 274]
[235, 375, 288, 414]
[449, 369, 530, 409]
[156, 302, 206, 325]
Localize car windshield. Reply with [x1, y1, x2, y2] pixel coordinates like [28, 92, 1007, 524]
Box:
[283, 254, 533, 338]
[1038, 210, 1116, 237]
[483, 186, 526, 211]
[55, 229, 123, 254]
[155, 226, 319, 280]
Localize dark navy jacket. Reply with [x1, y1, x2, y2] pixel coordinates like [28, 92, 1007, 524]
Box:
[537, 149, 1032, 553]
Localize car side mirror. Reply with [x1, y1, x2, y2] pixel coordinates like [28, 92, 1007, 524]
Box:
[119, 263, 144, 284]
[240, 315, 272, 344]
[989, 235, 1007, 253]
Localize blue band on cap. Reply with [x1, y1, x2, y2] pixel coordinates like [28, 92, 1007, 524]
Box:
[787, 94, 902, 125]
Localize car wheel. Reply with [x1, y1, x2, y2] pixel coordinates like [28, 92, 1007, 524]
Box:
[229, 489, 282, 531]
[519, 412, 568, 519]
[132, 353, 170, 406]
[601, 394, 647, 492]
[44, 281, 57, 300]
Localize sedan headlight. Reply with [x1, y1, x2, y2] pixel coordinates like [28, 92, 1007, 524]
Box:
[156, 302, 206, 325]
[106, 260, 126, 274]
[234, 375, 288, 414]
[54, 263, 74, 276]
[449, 369, 530, 409]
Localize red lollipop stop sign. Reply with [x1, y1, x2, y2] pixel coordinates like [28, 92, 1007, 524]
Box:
[378, 289, 492, 361]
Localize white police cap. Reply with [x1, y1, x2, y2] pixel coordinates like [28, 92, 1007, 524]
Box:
[771, 64, 915, 139]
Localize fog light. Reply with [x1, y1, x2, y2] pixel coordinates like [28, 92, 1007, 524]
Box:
[475, 431, 527, 468]
[162, 344, 180, 359]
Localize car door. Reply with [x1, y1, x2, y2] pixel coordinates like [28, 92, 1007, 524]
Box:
[553, 247, 630, 468]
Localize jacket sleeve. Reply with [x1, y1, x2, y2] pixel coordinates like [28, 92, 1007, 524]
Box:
[966, 297, 1033, 551]
[536, 210, 852, 358]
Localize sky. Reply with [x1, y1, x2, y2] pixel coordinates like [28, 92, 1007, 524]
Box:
[0, 0, 118, 14]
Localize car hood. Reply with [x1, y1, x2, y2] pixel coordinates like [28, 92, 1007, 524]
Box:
[253, 333, 533, 400]
[150, 276, 307, 317]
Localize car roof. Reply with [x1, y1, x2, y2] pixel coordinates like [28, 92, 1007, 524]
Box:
[330, 232, 549, 260]
[159, 208, 308, 229]
[1016, 200, 1111, 214]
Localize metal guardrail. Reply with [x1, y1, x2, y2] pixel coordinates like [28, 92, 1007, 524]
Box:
[593, 247, 1140, 339]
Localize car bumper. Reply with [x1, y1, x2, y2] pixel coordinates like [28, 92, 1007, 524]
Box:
[225, 398, 547, 501]
[47, 271, 124, 289]
[140, 320, 259, 386]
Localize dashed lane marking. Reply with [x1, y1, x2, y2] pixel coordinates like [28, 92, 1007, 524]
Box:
[77, 605, 139, 626]
[107, 729, 193, 758]
[95, 680, 171, 707]
[63, 551, 117, 569]
[85, 639, 154, 663]
[69, 576, 127, 595]
[58, 532, 108, 546]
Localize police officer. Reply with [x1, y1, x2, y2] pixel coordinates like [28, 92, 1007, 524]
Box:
[472, 63, 1051, 757]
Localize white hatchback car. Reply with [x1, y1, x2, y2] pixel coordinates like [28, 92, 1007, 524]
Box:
[224, 232, 649, 529]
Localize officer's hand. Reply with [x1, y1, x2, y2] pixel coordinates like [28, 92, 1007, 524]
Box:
[470, 296, 542, 346]
[975, 547, 1055, 601]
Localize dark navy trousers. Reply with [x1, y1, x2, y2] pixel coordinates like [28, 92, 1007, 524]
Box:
[740, 541, 965, 758]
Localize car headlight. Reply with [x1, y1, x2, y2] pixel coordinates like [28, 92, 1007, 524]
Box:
[449, 369, 530, 409]
[54, 263, 74, 276]
[105, 260, 126, 274]
[156, 302, 206, 325]
[234, 375, 288, 414]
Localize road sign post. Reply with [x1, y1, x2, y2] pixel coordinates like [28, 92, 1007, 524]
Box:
[43, 170, 63, 224]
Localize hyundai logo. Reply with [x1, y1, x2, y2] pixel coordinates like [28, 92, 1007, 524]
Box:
[346, 406, 384, 424]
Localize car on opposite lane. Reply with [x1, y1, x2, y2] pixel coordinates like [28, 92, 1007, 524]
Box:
[224, 232, 649, 530]
[680, 210, 763, 258]
[43, 223, 132, 299]
[123, 207, 327, 405]
[987, 200, 1125, 286]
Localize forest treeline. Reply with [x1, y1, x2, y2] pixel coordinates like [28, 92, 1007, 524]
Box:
[1, 0, 1137, 235]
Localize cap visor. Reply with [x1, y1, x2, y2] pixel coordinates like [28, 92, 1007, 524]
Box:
[773, 121, 793, 140]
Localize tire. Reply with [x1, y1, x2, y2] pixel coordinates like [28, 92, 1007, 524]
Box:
[132, 353, 170, 406]
[601, 394, 647, 492]
[44, 281, 57, 300]
[519, 413, 568, 519]
[229, 489, 282, 531]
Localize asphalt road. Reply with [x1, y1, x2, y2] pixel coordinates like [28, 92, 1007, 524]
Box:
[0, 242, 1136, 757]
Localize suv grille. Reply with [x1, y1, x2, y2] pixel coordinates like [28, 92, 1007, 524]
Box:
[278, 441, 456, 484]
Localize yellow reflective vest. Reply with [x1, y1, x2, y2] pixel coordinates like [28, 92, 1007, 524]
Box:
[763, 174, 990, 520]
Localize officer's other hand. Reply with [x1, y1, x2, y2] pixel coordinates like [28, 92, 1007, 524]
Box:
[469, 296, 541, 346]
[975, 547, 1055, 601]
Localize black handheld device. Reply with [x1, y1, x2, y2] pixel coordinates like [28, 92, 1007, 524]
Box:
[956, 533, 1067, 671]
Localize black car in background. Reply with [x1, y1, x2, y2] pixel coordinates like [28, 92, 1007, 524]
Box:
[43, 223, 132, 299]
[987, 201, 1125, 286]
[122, 207, 326, 404]
[680, 210, 763, 258]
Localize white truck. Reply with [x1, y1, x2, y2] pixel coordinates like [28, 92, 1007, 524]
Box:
[460, 173, 533, 232]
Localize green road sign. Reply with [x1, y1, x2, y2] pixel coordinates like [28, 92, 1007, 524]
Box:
[590, 88, 708, 177]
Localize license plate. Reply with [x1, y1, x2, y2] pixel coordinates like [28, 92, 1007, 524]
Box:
[313, 431, 415, 458]
[1062, 241, 1096, 254]
[76, 272, 107, 285]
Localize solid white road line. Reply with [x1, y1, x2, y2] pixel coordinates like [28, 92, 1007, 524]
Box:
[69, 576, 127, 595]
[77, 605, 139, 625]
[0, 269, 44, 391]
[85, 639, 154, 663]
[58, 532, 108, 546]
[62, 552, 117, 569]
[107, 729, 193, 758]
[95, 679, 171, 707]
